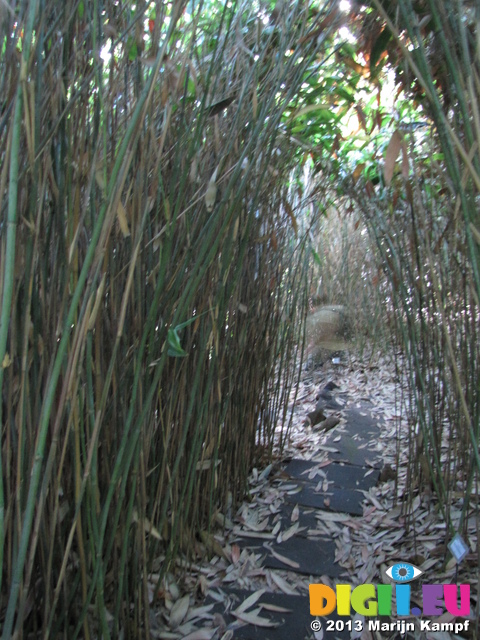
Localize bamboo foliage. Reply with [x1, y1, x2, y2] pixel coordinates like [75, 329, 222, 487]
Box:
[0, 0, 340, 635]
[309, 202, 390, 357]
[347, 0, 479, 569]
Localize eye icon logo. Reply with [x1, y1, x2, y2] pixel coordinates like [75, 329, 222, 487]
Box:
[386, 562, 423, 583]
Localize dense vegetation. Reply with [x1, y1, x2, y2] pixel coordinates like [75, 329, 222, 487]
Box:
[0, 0, 478, 636]
[327, 0, 480, 549]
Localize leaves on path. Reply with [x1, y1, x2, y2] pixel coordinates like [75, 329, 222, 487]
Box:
[149, 350, 477, 639]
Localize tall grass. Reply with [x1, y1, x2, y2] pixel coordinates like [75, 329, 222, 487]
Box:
[0, 0, 340, 635]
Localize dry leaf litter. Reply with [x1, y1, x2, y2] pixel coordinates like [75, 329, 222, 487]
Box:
[148, 351, 478, 640]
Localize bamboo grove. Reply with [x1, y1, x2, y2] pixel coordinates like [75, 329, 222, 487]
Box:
[2, 0, 480, 635]
[302, 0, 479, 614]
[0, 1, 342, 635]
[342, 0, 480, 571]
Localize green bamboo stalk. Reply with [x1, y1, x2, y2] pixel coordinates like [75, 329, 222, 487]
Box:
[0, 83, 21, 600]
[372, 0, 480, 296]
[1, 2, 340, 633]
[69, 231, 175, 637]
[2, 7, 186, 635]
[0, 0, 41, 600]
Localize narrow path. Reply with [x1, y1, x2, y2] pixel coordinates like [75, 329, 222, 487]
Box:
[203, 354, 388, 640]
[152, 352, 476, 640]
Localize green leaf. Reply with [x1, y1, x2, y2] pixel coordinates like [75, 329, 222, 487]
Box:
[314, 110, 338, 122]
[335, 87, 355, 103]
[167, 328, 188, 357]
[370, 28, 392, 74]
[128, 39, 138, 62]
[187, 77, 196, 97]
[311, 246, 322, 266]
[78, 1, 84, 19]
[166, 312, 208, 357]
[289, 104, 331, 120]
[340, 41, 356, 57]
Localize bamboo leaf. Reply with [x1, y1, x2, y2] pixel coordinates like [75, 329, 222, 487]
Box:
[128, 38, 138, 62]
[167, 313, 203, 357]
[279, 520, 300, 542]
[289, 104, 332, 120]
[87, 273, 107, 330]
[182, 630, 216, 640]
[2, 353, 12, 369]
[232, 608, 278, 628]
[116, 201, 130, 237]
[269, 571, 297, 595]
[199, 531, 227, 559]
[263, 543, 300, 568]
[234, 588, 266, 614]
[284, 200, 298, 236]
[401, 139, 410, 179]
[169, 595, 190, 629]
[132, 510, 162, 540]
[167, 327, 188, 357]
[384, 130, 404, 186]
[370, 27, 392, 73]
[311, 246, 322, 266]
[205, 167, 219, 211]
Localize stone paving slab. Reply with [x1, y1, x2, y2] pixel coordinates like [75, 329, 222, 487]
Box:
[234, 535, 343, 578]
[284, 481, 365, 516]
[324, 435, 382, 468]
[283, 459, 379, 491]
[206, 588, 350, 640]
[206, 394, 386, 638]
[277, 504, 323, 536]
[323, 404, 383, 468]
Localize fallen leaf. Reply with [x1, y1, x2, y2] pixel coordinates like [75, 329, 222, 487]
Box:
[263, 543, 300, 569]
[169, 595, 190, 629]
[261, 603, 293, 613]
[269, 571, 298, 595]
[232, 607, 278, 627]
[231, 544, 240, 564]
[280, 521, 300, 542]
[234, 589, 266, 614]
[182, 630, 216, 640]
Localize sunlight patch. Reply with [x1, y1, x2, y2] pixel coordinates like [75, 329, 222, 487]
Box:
[339, 26, 355, 43]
